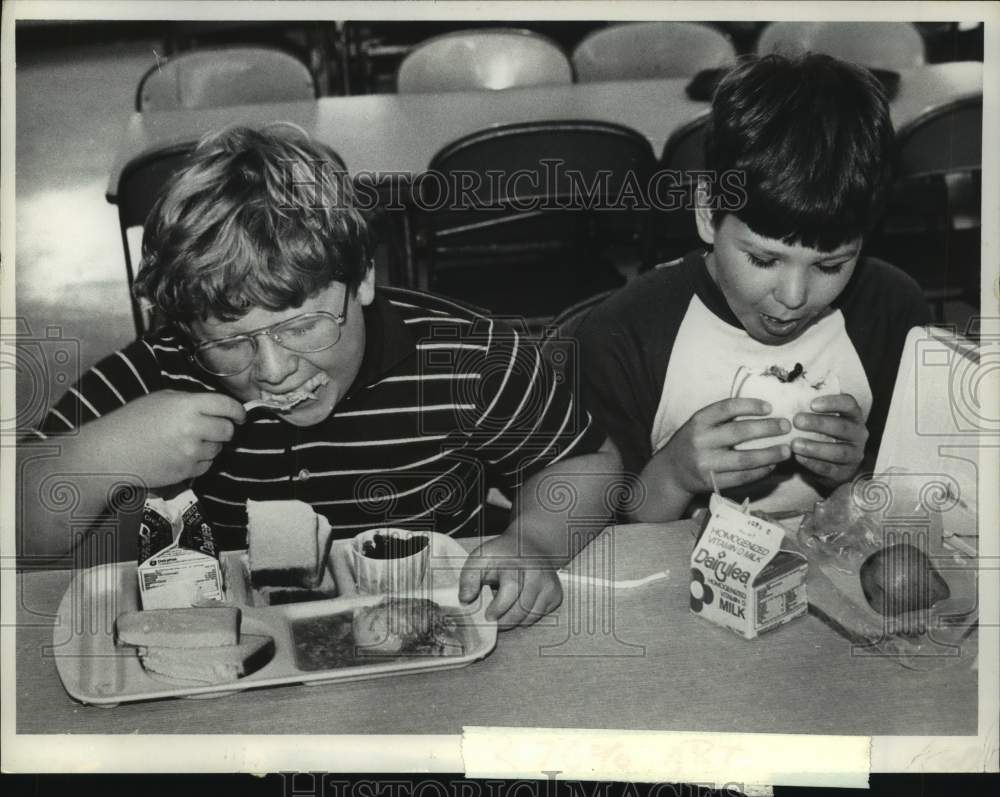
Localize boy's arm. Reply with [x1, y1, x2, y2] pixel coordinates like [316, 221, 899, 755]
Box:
[458, 436, 622, 629]
[18, 425, 146, 561]
[633, 443, 695, 522]
[19, 390, 245, 560]
[508, 435, 622, 560]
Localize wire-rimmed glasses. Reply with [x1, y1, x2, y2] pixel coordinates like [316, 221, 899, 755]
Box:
[189, 290, 350, 377]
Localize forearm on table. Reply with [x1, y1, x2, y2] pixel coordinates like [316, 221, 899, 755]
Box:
[632, 446, 693, 524]
[17, 428, 143, 560]
[505, 444, 623, 566]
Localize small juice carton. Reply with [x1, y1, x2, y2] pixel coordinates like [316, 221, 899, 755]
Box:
[137, 489, 224, 609]
[690, 493, 808, 639]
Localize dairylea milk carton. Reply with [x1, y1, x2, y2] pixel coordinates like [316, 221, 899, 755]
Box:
[690, 493, 808, 639]
[137, 489, 224, 609]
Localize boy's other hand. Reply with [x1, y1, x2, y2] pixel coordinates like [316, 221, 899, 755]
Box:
[458, 533, 562, 630]
[660, 397, 792, 499]
[99, 390, 245, 489]
[791, 393, 867, 486]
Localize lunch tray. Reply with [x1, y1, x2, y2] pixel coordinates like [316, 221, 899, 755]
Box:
[53, 533, 497, 706]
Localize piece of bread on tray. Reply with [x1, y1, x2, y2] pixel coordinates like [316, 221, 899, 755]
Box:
[116, 607, 241, 648]
[139, 634, 275, 684]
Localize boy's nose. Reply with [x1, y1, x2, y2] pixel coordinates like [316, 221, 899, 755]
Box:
[775, 270, 808, 310]
[252, 335, 298, 384]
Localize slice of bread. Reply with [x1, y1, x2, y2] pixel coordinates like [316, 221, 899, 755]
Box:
[247, 499, 323, 589]
[139, 634, 274, 684]
[116, 607, 241, 648]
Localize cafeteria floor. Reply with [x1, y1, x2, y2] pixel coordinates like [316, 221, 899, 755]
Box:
[13, 35, 981, 431]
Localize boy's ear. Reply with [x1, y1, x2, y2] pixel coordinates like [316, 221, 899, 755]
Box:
[357, 262, 376, 306]
[693, 179, 717, 246]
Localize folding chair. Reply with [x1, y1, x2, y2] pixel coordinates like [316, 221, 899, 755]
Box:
[115, 144, 197, 336]
[572, 22, 737, 82]
[136, 46, 317, 111]
[868, 95, 982, 319]
[413, 121, 656, 330]
[653, 112, 711, 262]
[396, 29, 572, 93]
[755, 21, 925, 71]
[538, 289, 617, 390]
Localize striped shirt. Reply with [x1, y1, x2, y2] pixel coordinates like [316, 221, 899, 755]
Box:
[34, 288, 605, 549]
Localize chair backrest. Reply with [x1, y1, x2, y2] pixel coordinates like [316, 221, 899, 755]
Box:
[116, 144, 198, 335]
[573, 22, 737, 83]
[653, 113, 711, 259]
[418, 120, 655, 320]
[396, 29, 572, 93]
[428, 119, 657, 200]
[660, 111, 710, 173]
[136, 47, 316, 111]
[424, 119, 657, 256]
[895, 95, 982, 180]
[541, 289, 616, 344]
[755, 21, 926, 71]
[538, 289, 616, 388]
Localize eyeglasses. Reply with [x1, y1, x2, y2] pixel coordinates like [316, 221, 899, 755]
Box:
[190, 291, 350, 377]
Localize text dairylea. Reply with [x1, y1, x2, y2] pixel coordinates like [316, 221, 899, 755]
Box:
[693, 547, 752, 585]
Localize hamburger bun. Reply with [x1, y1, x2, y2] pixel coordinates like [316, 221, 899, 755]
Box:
[731, 363, 841, 450]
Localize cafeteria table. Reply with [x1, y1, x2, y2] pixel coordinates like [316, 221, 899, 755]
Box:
[105, 62, 984, 202]
[14, 521, 978, 736]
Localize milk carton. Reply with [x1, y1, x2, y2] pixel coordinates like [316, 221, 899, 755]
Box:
[137, 489, 224, 609]
[690, 493, 808, 639]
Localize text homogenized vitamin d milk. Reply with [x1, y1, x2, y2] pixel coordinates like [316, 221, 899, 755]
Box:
[690, 493, 808, 639]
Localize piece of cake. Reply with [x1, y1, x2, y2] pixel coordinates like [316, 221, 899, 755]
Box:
[139, 634, 275, 684]
[247, 499, 324, 588]
[116, 607, 241, 648]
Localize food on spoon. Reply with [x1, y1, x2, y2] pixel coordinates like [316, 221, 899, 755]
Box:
[730, 363, 841, 450]
[115, 607, 241, 648]
[859, 543, 951, 616]
[247, 499, 331, 589]
[246, 373, 330, 412]
[352, 598, 464, 656]
[138, 634, 275, 684]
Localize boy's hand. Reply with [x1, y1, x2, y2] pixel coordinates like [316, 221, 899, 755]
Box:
[96, 390, 245, 488]
[791, 393, 868, 486]
[458, 533, 563, 630]
[658, 397, 792, 499]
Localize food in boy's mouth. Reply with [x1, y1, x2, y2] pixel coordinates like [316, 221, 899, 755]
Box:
[247, 499, 331, 590]
[361, 532, 430, 560]
[730, 363, 841, 450]
[245, 373, 330, 412]
[859, 543, 951, 616]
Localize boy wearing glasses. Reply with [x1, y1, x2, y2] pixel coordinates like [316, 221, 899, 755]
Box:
[577, 54, 931, 521]
[21, 126, 620, 629]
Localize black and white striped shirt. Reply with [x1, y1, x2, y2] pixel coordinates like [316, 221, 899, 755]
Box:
[34, 288, 605, 549]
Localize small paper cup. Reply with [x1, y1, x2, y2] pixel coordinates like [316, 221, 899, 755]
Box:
[351, 528, 430, 595]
